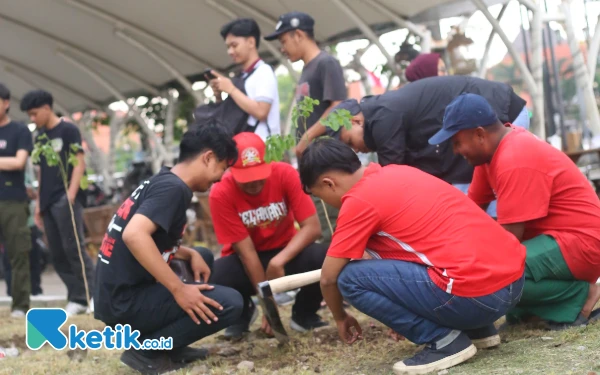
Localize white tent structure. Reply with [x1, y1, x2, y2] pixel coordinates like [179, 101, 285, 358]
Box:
[1, 0, 599, 155]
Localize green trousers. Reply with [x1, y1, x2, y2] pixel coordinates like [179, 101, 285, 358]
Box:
[311, 195, 338, 247]
[0, 201, 31, 311]
[507, 235, 589, 323]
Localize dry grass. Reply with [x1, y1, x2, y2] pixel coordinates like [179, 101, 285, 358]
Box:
[0, 303, 599, 375]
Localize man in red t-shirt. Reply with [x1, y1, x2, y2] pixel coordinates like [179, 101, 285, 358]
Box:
[429, 93, 600, 329]
[209, 132, 328, 339]
[299, 138, 525, 375]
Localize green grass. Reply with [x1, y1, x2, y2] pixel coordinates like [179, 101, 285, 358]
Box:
[0, 305, 598, 375]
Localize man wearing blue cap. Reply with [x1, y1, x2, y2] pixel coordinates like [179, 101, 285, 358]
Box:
[325, 76, 528, 217]
[265, 11, 347, 245]
[429, 93, 600, 329]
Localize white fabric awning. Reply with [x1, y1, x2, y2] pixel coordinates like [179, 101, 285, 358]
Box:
[1, 0, 505, 120]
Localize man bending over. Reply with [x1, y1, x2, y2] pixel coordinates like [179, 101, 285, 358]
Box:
[94, 125, 243, 374]
[299, 138, 526, 375]
[430, 93, 600, 329]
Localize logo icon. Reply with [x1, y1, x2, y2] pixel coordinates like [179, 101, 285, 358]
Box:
[241, 147, 261, 167]
[26, 308, 68, 350]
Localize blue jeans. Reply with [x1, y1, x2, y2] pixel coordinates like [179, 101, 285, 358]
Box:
[337, 260, 524, 345]
[453, 183, 497, 218]
[512, 106, 530, 130]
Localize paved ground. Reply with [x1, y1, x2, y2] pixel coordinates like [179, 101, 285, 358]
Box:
[0, 269, 67, 307]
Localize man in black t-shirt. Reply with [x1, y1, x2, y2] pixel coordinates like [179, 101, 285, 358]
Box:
[20, 90, 94, 316]
[0, 83, 33, 318]
[325, 75, 529, 218]
[94, 125, 243, 373]
[265, 11, 347, 245]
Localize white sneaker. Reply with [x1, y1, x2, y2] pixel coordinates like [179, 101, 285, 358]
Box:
[10, 310, 26, 318]
[65, 302, 88, 317]
[86, 299, 94, 314]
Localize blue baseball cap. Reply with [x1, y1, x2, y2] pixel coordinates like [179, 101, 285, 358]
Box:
[428, 93, 499, 145]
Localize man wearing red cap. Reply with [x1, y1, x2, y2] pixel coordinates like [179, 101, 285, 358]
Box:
[209, 132, 328, 339]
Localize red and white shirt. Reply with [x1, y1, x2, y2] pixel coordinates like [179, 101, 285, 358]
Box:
[327, 163, 526, 298]
[469, 125, 600, 282]
[210, 162, 316, 256]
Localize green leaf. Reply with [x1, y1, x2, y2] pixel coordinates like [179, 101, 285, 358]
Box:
[80, 175, 89, 190]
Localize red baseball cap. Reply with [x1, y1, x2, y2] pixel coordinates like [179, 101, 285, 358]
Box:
[230, 132, 272, 183]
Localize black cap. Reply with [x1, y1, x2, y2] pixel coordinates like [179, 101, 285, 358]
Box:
[264, 11, 315, 41]
[324, 99, 362, 139]
[0, 83, 10, 101]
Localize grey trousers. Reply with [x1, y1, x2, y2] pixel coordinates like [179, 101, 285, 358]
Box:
[43, 195, 95, 306]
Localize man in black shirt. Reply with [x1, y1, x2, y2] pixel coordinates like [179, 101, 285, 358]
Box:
[265, 11, 347, 244]
[326, 76, 527, 216]
[20, 90, 94, 316]
[94, 125, 243, 373]
[0, 83, 33, 318]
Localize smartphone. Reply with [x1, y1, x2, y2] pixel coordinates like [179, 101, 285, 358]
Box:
[203, 68, 216, 80]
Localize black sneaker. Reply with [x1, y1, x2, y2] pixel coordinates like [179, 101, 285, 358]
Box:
[290, 313, 329, 333]
[120, 349, 187, 375]
[465, 324, 501, 349]
[393, 332, 477, 375]
[223, 299, 258, 340]
[168, 346, 209, 363]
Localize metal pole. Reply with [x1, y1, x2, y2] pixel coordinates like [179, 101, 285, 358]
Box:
[478, 3, 509, 78]
[544, 0, 567, 148]
[587, 15, 600, 82]
[472, 0, 538, 109]
[362, 0, 427, 39]
[520, 6, 531, 70]
[530, 0, 546, 139]
[331, 0, 398, 74]
[561, 0, 600, 135]
[115, 30, 202, 104]
[542, 29, 557, 136]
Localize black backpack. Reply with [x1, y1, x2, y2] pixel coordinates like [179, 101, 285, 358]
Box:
[192, 67, 264, 135]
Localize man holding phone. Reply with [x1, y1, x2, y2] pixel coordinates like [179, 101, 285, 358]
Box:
[208, 18, 280, 141]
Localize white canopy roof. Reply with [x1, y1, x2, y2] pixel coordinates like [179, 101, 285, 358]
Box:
[1, 0, 505, 120]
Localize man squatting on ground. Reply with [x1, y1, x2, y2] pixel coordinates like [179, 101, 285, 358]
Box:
[429, 93, 600, 329]
[94, 125, 244, 374]
[209, 132, 328, 339]
[299, 138, 526, 375]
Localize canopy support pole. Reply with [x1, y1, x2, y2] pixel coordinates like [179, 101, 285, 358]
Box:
[3, 67, 73, 116]
[356, 0, 432, 52]
[562, 0, 600, 136]
[0, 12, 159, 97]
[587, 14, 600, 83]
[331, 0, 398, 74]
[57, 50, 168, 172]
[64, 0, 211, 67]
[478, 2, 509, 78]
[206, 0, 299, 82]
[472, 0, 543, 137]
[530, 0, 546, 139]
[115, 30, 202, 104]
[1, 59, 101, 109]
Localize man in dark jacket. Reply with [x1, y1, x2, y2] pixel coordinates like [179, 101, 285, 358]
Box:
[326, 75, 528, 217]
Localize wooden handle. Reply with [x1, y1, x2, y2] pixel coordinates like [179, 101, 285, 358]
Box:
[269, 269, 322, 294]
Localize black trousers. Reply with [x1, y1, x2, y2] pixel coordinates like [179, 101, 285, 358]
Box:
[43, 196, 95, 305]
[209, 242, 328, 320]
[102, 247, 243, 351]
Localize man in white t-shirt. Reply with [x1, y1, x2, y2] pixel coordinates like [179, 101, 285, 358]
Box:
[209, 18, 280, 141]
